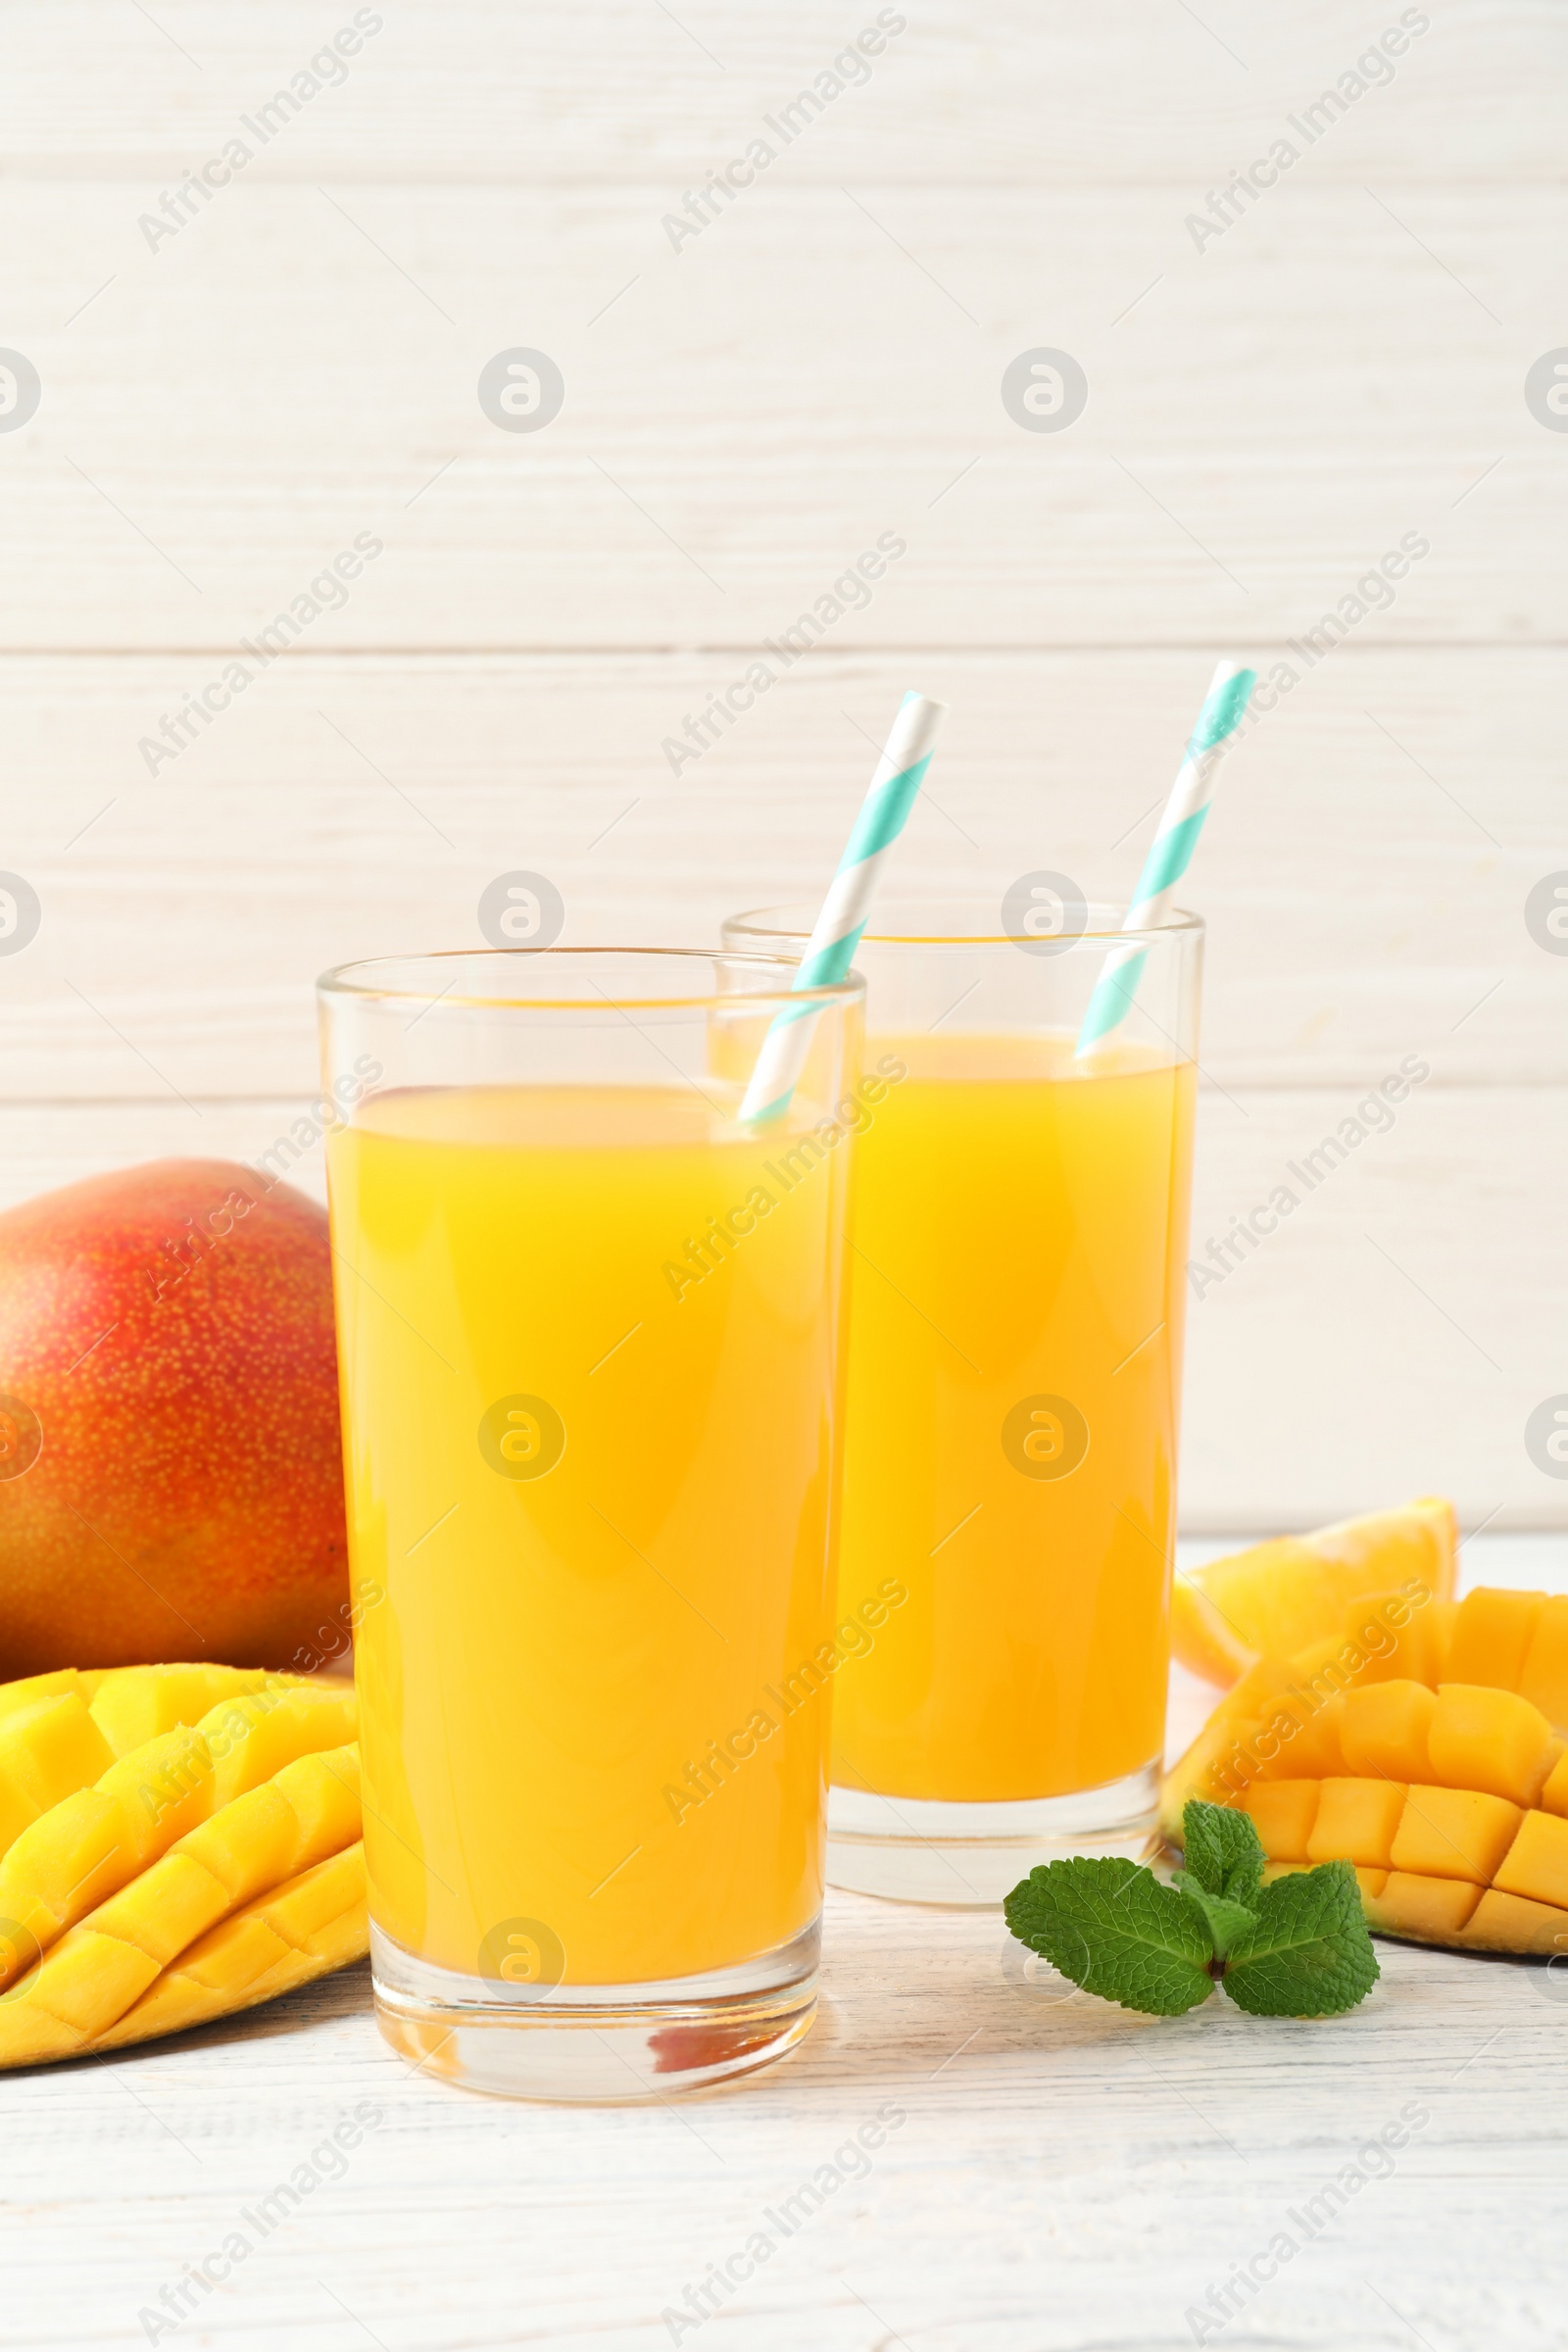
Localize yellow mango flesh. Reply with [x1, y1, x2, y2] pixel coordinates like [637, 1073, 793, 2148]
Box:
[1163, 1580, 1568, 1957]
[174, 1784, 314, 1907]
[202, 1685, 358, 1810]
[1518, 1595, 1568, 1733]
[1466, 1888, 1568, 1954]
[1171, 1497, 1456, 1685]
[1340, 1681, 1436, 1782]
[1342, 1597, 1455, 1690]
[273, 1745, 361, 1871]
[1304, 1779, 1406, 1870]
[1390, 1788, 1523, 1884]
[1446, 1589, 1544, 1695]
[91, 1850, 234, 1967]
[1494, 1809, 1568, 1910]
[89, 1666, 270, 1759]
[0, 1695, 114, 1853]
[1241, 1781, 1319, 1861]
[1369, 1874, 1482, 1941]
[0, 1671, 92, 1727]
[91, 1845, 367, 2053]
[0, 1662, 366, 2068]
[1428, 1684, 1555, 1808]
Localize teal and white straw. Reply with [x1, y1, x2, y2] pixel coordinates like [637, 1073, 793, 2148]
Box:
[739, 690, 949, 1123]
[1074, 660, 1255, 1057]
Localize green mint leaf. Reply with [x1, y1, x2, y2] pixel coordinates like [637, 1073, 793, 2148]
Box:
[1176, 1876, 1261, 1961]
[1221, 1860, 1380, 2018]
[1004, 1857, 1215, 2018]
[1182, 1797, 1265, 1906]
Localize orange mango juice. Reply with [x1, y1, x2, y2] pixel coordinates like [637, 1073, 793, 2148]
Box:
[831, 1034, 1197, 1803]
[327, 1083, 852, 1985]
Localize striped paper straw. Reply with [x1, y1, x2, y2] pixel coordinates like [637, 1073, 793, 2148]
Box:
[1074, 660, 1255, 1057]
[738, 690, 949, 1123]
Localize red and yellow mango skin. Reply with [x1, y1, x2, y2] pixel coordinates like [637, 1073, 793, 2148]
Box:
[0, 1160, 349, 1674]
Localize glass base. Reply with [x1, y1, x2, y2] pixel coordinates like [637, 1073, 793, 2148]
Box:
[369, 1916, 819, 2102]
[826, 1760, 1162, 1906]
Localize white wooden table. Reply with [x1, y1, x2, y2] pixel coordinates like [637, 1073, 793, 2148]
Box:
[6, 1534, 1563, 2352]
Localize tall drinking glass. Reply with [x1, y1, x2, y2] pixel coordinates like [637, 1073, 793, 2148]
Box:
[317, 949, 862, 2097]
[723, 899, 1201, 1903]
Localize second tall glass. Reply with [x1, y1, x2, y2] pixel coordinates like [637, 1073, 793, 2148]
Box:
[724, 898, 1201, 1902]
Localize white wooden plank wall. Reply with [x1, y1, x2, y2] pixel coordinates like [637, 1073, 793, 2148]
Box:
[0, 1, 1562, 1527]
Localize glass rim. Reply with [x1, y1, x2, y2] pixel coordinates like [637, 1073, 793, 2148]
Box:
[723, 899, 1204, 950]
[315, 944, 867, 1015]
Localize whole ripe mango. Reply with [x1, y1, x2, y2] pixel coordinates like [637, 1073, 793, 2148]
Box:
[0, 1160, 348, 1673]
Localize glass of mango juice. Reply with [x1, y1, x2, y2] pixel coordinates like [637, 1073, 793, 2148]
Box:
[317, 949, 863, 2099]
[723, 899, 1201, 1903]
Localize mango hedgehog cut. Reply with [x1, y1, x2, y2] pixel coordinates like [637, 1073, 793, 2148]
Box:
[1163, 1586, 1568, 1958]
[0, 1664, 366, 2066]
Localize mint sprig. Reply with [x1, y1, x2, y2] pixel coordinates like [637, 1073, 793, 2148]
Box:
[1003, 1798, 1379, 2020]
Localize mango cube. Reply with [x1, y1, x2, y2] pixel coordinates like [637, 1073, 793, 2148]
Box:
[175, 1784, 302, 1905]
[89, 1665, 267, 1759]
[0, 1788, 136, 1942]
[1494, 1809, 1568, 1912]
[174, 1914, 292, 1996]
[0, 1694, 114, 1853]
[1446, 1589, 1544, 1694]
[274, 1746, 361, 1872]
[90, 1850, 232, 1968]
[92, 1844, 367, 2054]
[1254, 1691, 1346, 1781]
[1342, 1594, 1452, 1690]
[100, 1726, 215, 1865]
[1391, 1788, 1522, 1884]
[1304, 1778, 1406, 1870]
[16, 1925, 162, 2037]
[1367, 1873, 1482, 1941]
[0, 1670, 87, 1727]
[1466, 1888, 1568, 1957]
[1340, 1681, 1437, 1783]
[202, 1685, 359, 1809]
[1428, 1684, 1556, 1808]
[1540, 1748, 1568, 1822]
[1241, 1781, 1320, 1861]
[1518, 1595, 1568, 1734]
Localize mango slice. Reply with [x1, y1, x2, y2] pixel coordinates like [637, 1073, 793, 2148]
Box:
[1171, 1496, 1457, 1686]
[1162, 1578, 1568, 1959]
[0, 1661, 366, 2067]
